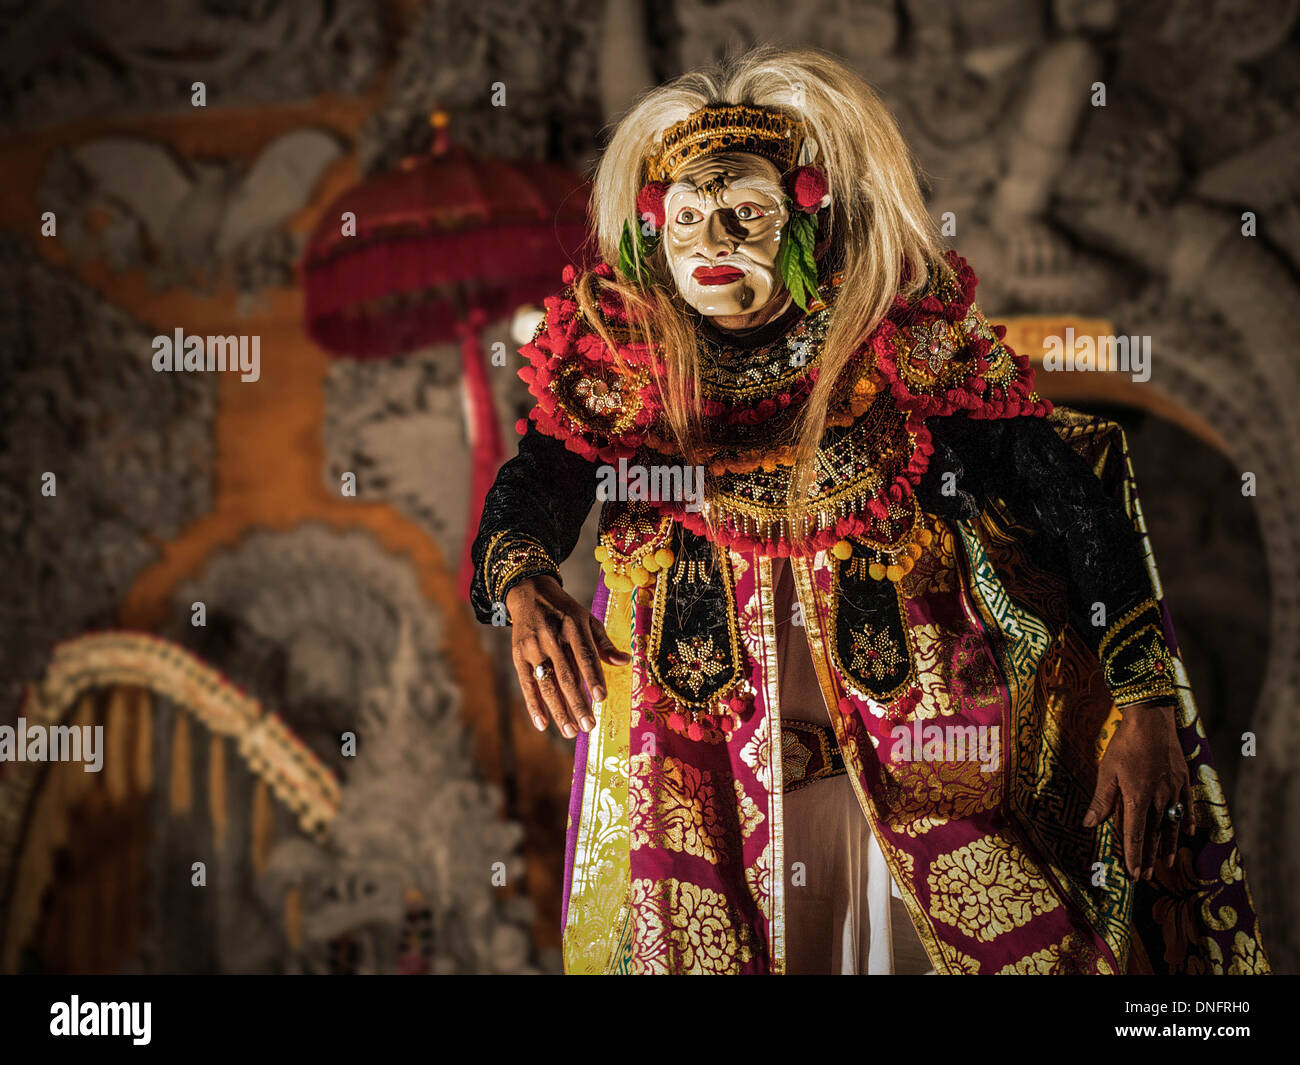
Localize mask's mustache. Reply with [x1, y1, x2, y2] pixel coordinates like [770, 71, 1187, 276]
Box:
[684, 252, 767, 277]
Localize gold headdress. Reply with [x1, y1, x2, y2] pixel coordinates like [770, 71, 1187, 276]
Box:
[646, 104, 806, 183]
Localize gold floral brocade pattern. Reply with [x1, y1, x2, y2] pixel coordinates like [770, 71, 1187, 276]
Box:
[926, 835, 1061, 943]
[733, 779, 765, 840]
[745, 850, 774, 922]
[628, 754, 730, 864]
[996, 932, 1115, 974]
[739, 710, 771, 778]
[628, 878, 757, 974]
[898, 513, 958, 599]
[882, 758, 1001, 838]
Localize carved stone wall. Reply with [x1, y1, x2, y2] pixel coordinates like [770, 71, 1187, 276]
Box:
[355, 0, 606, 175]
[38, 130, 344, 299]
[0, 234, 216, 708]
[0, 0, 384, 128]
[167, 525, 543, 973]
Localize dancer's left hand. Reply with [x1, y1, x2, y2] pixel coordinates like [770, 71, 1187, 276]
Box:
[1082, 702, 1196, 881]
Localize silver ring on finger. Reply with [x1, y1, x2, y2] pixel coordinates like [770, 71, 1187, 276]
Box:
[1163, 802, 1184, 824]
[533, 662, 553, 682]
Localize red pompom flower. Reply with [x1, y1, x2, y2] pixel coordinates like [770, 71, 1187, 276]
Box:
[787, 166, 828, 213]
[636, 181, 671, 230]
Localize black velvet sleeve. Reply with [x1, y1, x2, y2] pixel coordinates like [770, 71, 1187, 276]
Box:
[469, 424, 600, 625]
[916, 414, 1178, 707]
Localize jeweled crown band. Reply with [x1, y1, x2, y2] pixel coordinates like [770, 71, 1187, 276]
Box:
[646, 103, 806, 183]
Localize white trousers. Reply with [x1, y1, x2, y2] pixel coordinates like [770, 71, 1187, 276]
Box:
[783, 772, 934, 974]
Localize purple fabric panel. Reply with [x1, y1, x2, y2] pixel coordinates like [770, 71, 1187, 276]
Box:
[560, 573, 609, 933]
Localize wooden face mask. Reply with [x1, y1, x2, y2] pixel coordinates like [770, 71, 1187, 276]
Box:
[662, 152, 789, 318]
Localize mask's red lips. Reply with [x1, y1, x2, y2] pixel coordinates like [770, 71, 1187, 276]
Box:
[692, 264, 746, 285]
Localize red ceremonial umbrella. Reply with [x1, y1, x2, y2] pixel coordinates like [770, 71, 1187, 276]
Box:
[301, 113, 591, 598]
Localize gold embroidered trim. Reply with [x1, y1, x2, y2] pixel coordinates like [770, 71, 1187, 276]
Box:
[697, 275, 843, 403]
[483, 531, 559, 607]
[647, 548, 745, 711]
[754, 555, 787, 971]
[1096, 598, 1178, 706]
[780, 718, 846, 793]
[595, 507, 675, 592]
[551, 359, 652, 440]
[699, 391, 924, 547]
[827, 553, 917, 707]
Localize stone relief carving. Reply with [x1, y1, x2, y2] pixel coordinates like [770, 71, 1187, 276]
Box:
[322, 345, 478, 575]
[0, 0, 383, 129]
[355, 0, 604, 175]
[260, 616, 540, 973]
[0, 233, 215, 709]
[167, 524, 445, 774]
[165, 523, 542, 972]
[39, 129, 343, 300]
[671, 0, 898, 74]
[320, 327, 544, 592]
[321, 341, 600, 716]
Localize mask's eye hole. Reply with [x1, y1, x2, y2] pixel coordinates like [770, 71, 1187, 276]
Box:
[733, 202, 764, 221]
[674, 207, 701, 225]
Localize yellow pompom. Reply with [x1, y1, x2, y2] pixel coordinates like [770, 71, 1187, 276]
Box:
[630, 566, 651, 587]
[594, 545, 609, 563]
[607, 572, 633, 592]
[916, 528, 934, 547]
[654, 548, 675, 569]
[900, 555, 915, 575]
[868, 562, 887, 581]
[907, 542, 923, 560]
[830, 539, 853, 560]
[642, 554, 660, 573]
[885, 564, 904, 582]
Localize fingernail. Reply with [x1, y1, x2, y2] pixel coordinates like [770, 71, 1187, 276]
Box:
[1166, 854, 1175, 867]
[532, 716, 546, 731]
[1082, 812, 1096, 828]
[580, 715, 595, 731]
[592, 686, 606, 702]
[561, 724, 576, 739]
[1143, 868, 1153, 880]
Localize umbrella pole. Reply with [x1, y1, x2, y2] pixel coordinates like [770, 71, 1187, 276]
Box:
[456, 309, 504, 600]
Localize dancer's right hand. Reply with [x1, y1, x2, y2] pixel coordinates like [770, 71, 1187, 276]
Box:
[505, 575, 632, 738]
